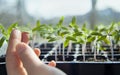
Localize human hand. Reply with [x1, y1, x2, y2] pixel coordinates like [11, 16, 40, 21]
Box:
[6, 29, 66, 75]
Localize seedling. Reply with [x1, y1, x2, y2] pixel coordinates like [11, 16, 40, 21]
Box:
[0, 17, 120, 62]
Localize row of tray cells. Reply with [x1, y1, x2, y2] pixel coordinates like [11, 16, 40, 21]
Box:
[33, 43, 120, 62]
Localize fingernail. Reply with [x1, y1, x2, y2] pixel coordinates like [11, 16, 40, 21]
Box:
[11, 29, 21, 39]
[22, 32, 29, 44]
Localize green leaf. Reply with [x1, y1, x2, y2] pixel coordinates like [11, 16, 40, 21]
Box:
[99, 47, 106, 51]
[109, 22, 115, 32]
[36, 20, 41, 26]
[0, 24, 4, 30]
[115, 35, 120, 44]
[91, 31, 102, 36]
[73, 31, 83, 36]
[87, 36, 96, 43]
[32, 26, 40, 32]
[76, 38, 84, 44]
[69, 16, 78, 28]
[64, 39, 69, 48]
[59, 31, 70, 37]
[57, 16, 64, 27]
[82, 23, 87, 31]
[61, 27, 68, 30]
[94, 25, 98, 31]
[48, 37, 57, 42]
[97, 35, 107, 41]
[71, 16, 76, 25]
[103, 38, 110, 45]
[0, 24, 5, 34]
[73, 28, 79, 32]
[32, 24, 47, 32]
[66, 36, 77, 41]
[99, 28, 107, 32]
[0, 36, 6, 47]
[114, 32, 120, 44]
[57, 29, 61, 36]
[7, 23, 18, 34]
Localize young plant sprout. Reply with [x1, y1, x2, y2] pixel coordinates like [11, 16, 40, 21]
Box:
[55, 16, 70, 61]
[32, 21, 49, 48]
[0, 23, 18, 48]
[81, 24, 90, 61]
[0, 17, 120, 62]
[0, 23, 18, 57]
[107, 23, 120, 61]
[89, 26, 104, 61]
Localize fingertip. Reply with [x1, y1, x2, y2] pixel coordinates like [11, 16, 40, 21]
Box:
[10, 29, 21, 39]
[22, 32, 29, 44]
[7, 29, 21, 53]
[48, 60, 56, 67]
[34, 48, 41, 57]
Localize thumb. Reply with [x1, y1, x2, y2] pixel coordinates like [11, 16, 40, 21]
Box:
[16, 43, 43, 72]
[16, 43, 66, 75]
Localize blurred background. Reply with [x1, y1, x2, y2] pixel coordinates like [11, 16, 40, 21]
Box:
[0, 0, 120, 29]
